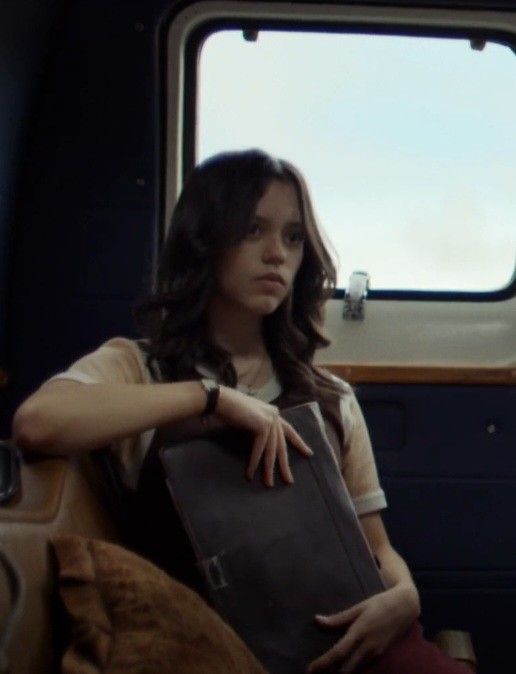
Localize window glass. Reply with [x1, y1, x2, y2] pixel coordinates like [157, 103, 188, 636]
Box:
[198, 30, 516, 292]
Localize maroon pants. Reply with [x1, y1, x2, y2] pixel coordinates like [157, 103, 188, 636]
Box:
[362, 622, 473, 674]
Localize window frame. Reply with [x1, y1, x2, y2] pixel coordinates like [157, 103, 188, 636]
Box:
[164, 1, 516, 301]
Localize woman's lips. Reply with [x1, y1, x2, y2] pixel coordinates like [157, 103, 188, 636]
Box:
[256, 274, 286, 286]
[256, 275, 286, 294]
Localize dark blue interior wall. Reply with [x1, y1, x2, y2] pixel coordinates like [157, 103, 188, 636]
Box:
[358, 383, 516, 674]
[3, 0, 175, 431]
[0, 0, 63, 423]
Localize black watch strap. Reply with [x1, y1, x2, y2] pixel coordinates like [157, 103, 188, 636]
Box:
[200, 378, 220, 417]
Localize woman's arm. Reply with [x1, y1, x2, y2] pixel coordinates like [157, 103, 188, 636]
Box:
[307, 513, 420, 674]
[360, 512, 420, 612]
[12, 379, 207, 454]
[12, 380, 313, 486]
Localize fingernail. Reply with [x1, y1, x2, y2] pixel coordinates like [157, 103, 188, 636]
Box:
[315, 614, 326, 620]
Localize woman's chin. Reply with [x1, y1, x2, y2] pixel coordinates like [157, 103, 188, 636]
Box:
[247, 296, 282, 315]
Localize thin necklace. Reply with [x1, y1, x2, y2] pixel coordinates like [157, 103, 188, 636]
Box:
[237, 351, 268, 391]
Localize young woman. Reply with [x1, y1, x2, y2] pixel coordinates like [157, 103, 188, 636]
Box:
[12, 149, 470, 674]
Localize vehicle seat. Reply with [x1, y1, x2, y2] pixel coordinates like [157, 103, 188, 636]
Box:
[0, 447, 477, 674]
[0, 450, 121, 674]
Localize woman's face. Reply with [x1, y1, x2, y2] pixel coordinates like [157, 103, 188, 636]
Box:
[215, 179, 305, 316]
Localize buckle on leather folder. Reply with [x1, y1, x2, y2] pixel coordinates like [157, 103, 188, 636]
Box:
[199, 555, 228, 590]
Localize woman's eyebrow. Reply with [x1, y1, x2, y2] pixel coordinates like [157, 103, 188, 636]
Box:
[253, 215, 304, 228]
[284, 219, 304, 229]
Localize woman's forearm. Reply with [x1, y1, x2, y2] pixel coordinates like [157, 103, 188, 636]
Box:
[12, 380, 206, 455]
[360, 512, 420, 617]
[374, 544, 421, 617]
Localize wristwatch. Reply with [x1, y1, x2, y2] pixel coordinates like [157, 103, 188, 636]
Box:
[199, 378, 220, 417]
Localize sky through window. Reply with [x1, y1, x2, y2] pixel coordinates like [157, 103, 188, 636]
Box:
[198, 31, 516, 291]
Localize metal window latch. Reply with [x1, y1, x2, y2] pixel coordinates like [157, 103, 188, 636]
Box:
[343, 271, 370, 321]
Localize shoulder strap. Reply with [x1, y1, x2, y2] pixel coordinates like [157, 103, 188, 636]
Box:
[135, 339, 162, 382]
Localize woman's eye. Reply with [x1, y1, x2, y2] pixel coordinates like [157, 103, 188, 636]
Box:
[246, 222, 262, 238]
[286, 229, 305, 244]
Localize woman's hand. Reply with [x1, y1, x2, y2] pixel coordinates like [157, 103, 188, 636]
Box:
[215, 385, 313, 486]
[306, 584, 419, 674]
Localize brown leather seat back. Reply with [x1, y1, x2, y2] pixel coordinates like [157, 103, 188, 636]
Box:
[0, 451, 121, 674]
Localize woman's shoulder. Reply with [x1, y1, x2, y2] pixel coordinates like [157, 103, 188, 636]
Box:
[313, 365, 353, 397]
[99, 335, 142, 353]
[98, 336, 148, 367]
[312, 366, 362, 436]
[66, 336, 154, 385]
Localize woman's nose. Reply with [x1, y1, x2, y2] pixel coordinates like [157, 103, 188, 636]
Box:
[262, 235, 287, 264]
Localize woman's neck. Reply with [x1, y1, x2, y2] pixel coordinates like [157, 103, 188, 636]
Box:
[207, 298, 275, 390]
[208, 298, 265, 357]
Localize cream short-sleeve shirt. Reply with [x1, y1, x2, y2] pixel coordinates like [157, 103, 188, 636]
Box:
[46, 337, 386, 515]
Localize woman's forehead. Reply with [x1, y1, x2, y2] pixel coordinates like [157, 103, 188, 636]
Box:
[254, 180, 302, 221]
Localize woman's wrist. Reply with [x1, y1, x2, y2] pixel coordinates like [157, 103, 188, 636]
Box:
[390, 581, 421, 620]
[199, 379, 220, 416]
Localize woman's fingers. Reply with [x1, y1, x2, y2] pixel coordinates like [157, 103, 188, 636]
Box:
[246, 429, 268, 481]
[231, 394, 313, 486]
[307, 624, 362, 673]
[282, 420, 314, 457]
[306, 631, 357, 673]
[315, 604, 363, 628]
[262, 422, 278, 487]
[276, 421, 294, 484]
[249, 415, 313, 487]
[307, 605, 367, 672]
[247, 421, 295, 487]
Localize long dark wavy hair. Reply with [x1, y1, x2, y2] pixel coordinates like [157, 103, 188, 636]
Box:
[135, 149, 342, 402]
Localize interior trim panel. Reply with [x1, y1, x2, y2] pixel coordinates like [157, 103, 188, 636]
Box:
[325, 364, 516, 385]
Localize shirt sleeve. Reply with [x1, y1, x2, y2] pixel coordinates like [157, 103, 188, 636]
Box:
[45, 337, 152, 386]
[336, 379, 387, 516]
[44, 337, 154, 490]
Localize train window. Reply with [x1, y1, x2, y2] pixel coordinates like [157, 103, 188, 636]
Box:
[197, 31, 516, 294]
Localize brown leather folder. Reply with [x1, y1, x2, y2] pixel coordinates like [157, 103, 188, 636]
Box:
[160, 402, 385, 674]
